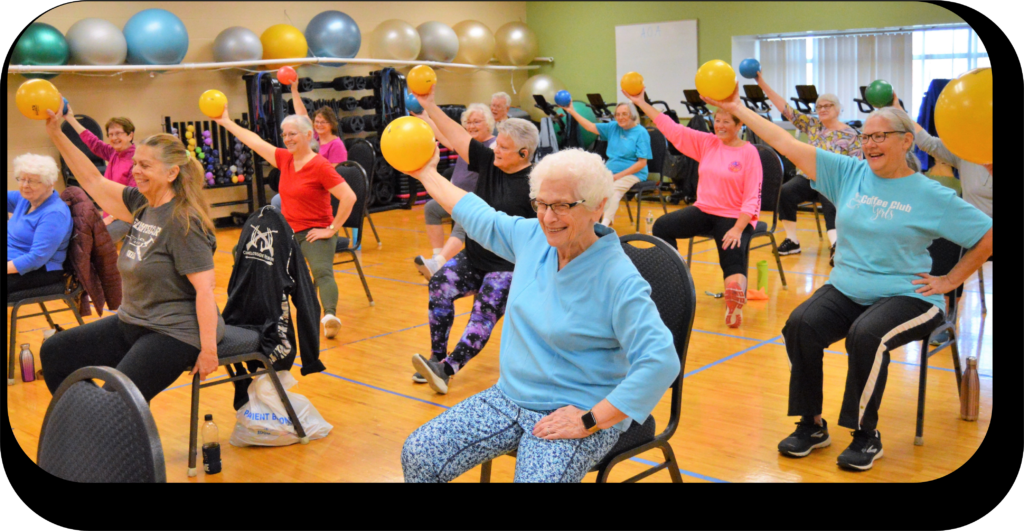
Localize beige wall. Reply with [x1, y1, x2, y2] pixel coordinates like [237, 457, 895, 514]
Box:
[7, 1, 530, 206]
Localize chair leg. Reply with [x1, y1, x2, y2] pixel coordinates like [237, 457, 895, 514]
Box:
[768, 232, 788, 290]
[635, 194, 643, 233]
[480, 459, 492, 483]
[263, 365, 309, 443]
[686, 237, 694, 266]
[950, 326, 963, 391]
[660, 194, 669, 216]
[39, 302, 58, 329]
[661, 443, 684, 483]
[915, 339, 928, 446]
[350, 251, 374, 306]
[813, 203, 823, 240]
[8, 303, 23, 385]
[977, 267, 987, 315]
[188, 373, 201, 477]
[65, 296, 85, 325]
[365, 209, 382, 248]
[625, 196, 634, 224]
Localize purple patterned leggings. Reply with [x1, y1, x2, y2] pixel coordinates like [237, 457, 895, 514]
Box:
[428, 251, 513, 375]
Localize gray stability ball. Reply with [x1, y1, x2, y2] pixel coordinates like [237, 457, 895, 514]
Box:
[66, 18, 127, 65]
[213, 26, 263, 63]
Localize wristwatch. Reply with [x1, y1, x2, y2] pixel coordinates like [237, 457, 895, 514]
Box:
[581, 411, 599, 433]
[327, 224, 336, 231]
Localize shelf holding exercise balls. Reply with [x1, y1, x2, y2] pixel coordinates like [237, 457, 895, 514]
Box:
[407, 65, 437, 95]
[381, 116, 436, 173]
[199, 90, 228, 119]
[123, 9, 189, 65]
[695, 60, 737, 101]
[16, 79, 64, 120]
[12, 22, 69, 79]
[935, 67, 992, 165]
[621, 72, 644, 96]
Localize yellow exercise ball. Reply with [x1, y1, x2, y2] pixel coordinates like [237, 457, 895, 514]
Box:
[371, 20, 421, 61]
[407, 65, 437, 95]
[621, 72, 644, 96]
[519, 74, 567, 122]
[934, 67, 992, 165]
[381, 116, 436, 172]
[15, 79, 62, 120]
[695, 59, 737, 101]
[494, 22, 537, 66]
[261, 24, 307, 67]
[452, 20, 495, 66]
[199, 89, 228, 119]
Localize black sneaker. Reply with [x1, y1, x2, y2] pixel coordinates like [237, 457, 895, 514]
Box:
[837, 429, 884, 471]
[411, 354, 450, 394]
[778, 238, 802, 255]
[778, 417, 831, 457]
[829, 243, 836, 267]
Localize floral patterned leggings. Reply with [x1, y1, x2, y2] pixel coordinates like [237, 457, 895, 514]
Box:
[428, 251, 513, 375]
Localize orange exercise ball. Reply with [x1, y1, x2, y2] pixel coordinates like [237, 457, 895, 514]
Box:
[199, 89, 228, 119]
[381, 116, 436, 173]
[695, 60, 737, 101]
[15, 79, 63, 120]
[407, 65, 437, 96]
[934, 67, 992, 165]
[621, 72, 644, 96]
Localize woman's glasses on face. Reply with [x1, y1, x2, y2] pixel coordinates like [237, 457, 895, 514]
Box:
[531, 199, 585, 215]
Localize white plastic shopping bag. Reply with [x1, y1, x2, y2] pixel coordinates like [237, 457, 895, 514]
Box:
[229, 372, 333, 447]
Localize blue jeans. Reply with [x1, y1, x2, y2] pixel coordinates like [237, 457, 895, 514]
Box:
[402, 386, 620, 483]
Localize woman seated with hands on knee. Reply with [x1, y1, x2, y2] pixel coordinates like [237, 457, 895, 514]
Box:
[701, 85, 991, 471]
[399, 145, 679, 483]
[622, 89, 762, 329]
[8, 154, 73, 294]
[560, 101, 651, 227]
[39, 109, 224, 402]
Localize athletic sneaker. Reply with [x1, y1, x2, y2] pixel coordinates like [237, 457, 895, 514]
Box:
[322, 314, 342, 339]
[777, 238, 802, 255]
[837, 429, 884, 471]
[412, 372, 427, 384]
[829, 243, 836, 267]
[414, 255, 442, 280]
[778, 418, 831, 457]
[930, 328, 952, 347]
[412, 354, 450, 394]
[724, 281, 745, 328]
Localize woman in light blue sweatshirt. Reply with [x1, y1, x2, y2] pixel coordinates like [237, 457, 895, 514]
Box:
[402, 148, 680, 483]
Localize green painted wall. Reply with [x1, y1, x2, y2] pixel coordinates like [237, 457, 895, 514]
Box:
[525, 1, 964, 99]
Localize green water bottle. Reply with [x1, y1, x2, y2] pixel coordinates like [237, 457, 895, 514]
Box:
[756, 260, 768, 291]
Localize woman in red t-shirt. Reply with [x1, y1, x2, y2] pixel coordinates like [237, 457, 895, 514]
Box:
[215, 106, 357, 339]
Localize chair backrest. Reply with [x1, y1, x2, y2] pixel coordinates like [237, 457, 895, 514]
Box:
[619, 233, 697, 440]
[334, 161, 370, 246]
[60, 115, 107, 186]
[37, 366, 165, 483]
[755, 144, 785, 232]
[646, 127, 668, 178]
[345, 138, 376, 188]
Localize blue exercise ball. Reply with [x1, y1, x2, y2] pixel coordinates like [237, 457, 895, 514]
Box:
[554, 90, 572, 107]
[305, 10, 361, 67]
[405, 90, 424, 114]
[739, 58, 761, 80]
[123, 9, 189, 65]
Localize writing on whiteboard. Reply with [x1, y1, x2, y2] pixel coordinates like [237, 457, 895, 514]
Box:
[640, 25, 661, 39]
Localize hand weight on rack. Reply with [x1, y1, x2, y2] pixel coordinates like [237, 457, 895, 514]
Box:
[339, 97, 359, 111]
[358, 95, 378, 110]
[332, 76, 355, 91]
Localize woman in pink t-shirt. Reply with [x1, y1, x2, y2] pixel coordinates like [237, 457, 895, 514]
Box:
[624, 90, 762, 328]
[290, 82, 348, 164]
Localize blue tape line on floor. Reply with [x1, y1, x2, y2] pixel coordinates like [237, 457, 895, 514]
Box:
[683, 335, 783, 379]
[689, 260, 830, 278]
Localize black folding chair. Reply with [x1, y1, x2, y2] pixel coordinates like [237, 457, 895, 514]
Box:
[624, 128, 670, 232]
[480, 233, 696, 483]
[7, 273, 85, 386]
[59, 115, 107, 190]
[332, 161, 374, 305]
[914, 289, 964, 446]
[344, 139, 382, 248]
[38, 366, 165, 483]
[686, 144, 788, 289]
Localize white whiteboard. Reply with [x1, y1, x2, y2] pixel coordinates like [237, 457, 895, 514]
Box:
[615, 20, 698, 117]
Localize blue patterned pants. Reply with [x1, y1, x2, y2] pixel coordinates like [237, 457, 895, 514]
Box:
[402, 386, 621, 483]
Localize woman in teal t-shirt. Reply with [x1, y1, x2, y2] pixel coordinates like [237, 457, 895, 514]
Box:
[704, 87, 992, 472]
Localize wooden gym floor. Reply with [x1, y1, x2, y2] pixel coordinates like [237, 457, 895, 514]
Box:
[6, 200, 992, 483]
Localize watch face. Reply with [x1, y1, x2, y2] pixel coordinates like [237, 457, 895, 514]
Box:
[582, 412, 597, 430]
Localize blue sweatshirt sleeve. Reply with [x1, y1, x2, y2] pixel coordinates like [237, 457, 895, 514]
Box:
[8, 191, 20, 214]
[452, 193, 535, 265]
[604, 273, 681, 425]
[11, 210, 71, 274]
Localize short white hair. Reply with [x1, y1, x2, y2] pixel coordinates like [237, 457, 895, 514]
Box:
[529, 148, 613, 213]
[497, 118, 539, 160]
[461, 103, 496, 133]
[816, 93, 841, 111]
[615, 102, 639, 122]
[281, 114, 317, 150]
[491, 92, 512, 108]
[866, 107, 919, 171]
[13, 154, 59, 186]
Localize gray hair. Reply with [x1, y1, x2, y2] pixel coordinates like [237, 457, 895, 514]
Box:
[497, 118, 539, 160]
[816, 93, 841, 111]
[281, 114, 317, 150]
[461, 103, 496, 133]
[615, 102, 639, 122]
[528, 148, 613, 213]
[13, 153, 59, 187]
[867, 107, 919, 170]
[491, 92, 512, 108]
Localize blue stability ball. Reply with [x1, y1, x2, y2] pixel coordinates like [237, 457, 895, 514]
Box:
[405, 91, 424, 114]
[123, 9, 189, 65]
[738, 58, 761, 80]
[554, 90, 572, 107]
[305, 10, 361, 67]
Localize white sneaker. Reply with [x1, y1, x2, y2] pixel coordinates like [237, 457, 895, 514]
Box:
[322, 314, 342, 339]
[414, 255, 442, 280]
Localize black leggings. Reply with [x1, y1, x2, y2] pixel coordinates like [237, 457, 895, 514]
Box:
[40, 315, 201, 402]
[778, 175, 836, 231]
[782, 284, 944, 431]
[7, 269, 66, 293]
[652, 206, 753, 279]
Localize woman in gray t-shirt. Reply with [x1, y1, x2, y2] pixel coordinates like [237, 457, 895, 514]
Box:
[41, 111, 225, 402]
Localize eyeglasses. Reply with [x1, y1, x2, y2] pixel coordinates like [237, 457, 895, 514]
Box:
[531, 199, 585, 215]
[108, 131, 130, 138]
[857, 130, 907, 144]
[816, 103, 836, 110]
[15, 176, 45, 187]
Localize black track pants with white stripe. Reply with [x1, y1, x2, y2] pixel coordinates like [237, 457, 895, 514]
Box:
[782, 284, 944, 432]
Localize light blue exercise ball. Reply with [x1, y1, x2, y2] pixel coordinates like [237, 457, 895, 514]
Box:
[123, 8, 189, 65]
[738, 58, 761, 79]
[405, 90, 424, 114]
[305, 10, 361, 67]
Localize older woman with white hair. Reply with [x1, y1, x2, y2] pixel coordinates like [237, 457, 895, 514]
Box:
[412, 103, 497, 280]
[214, 106, 357, 339]
[702, 86, 992, 471]
[401, 147, 679, 482]
[7, 154, 73, 293]
[491, 92, 512, 125]
[561, 101, 652, 227]
[756, 72, 863, 261]
[408, 87, 538, 391]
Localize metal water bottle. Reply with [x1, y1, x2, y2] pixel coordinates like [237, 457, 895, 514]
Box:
[19, 344, 35, 383]
[202, 414, 222, 474]
[960, 357, 980, 421]
[645, 210, 654, 235]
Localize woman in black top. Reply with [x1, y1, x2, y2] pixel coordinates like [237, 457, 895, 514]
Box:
[409, 86, 538, 395]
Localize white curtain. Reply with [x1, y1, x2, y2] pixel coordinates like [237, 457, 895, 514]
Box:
[812, 33, 912, 122]
[758, 39, 806, 121]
